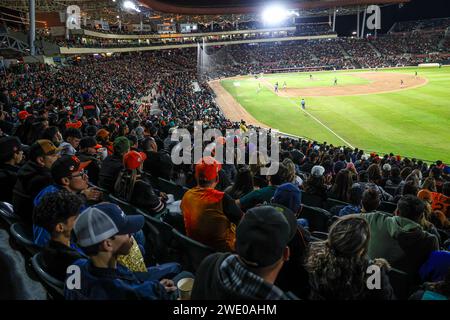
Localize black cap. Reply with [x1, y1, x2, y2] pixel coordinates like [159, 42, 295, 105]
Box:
[0, 136, 22, 163]
[51, 155, 90, 183]
[236, 205, 297, 268]
[79, 136, 99, 149]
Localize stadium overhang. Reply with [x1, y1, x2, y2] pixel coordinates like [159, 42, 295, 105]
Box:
[140, 0, 410, 15]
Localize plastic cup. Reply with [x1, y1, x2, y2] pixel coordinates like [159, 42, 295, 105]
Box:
[177, 278, 194, 300]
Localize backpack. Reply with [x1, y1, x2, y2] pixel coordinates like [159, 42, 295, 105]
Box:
[114, 168, 138, 203]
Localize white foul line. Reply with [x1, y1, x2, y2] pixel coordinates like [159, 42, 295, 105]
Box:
[258, 77, 355, 149]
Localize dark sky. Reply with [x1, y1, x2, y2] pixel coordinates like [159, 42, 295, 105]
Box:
[335, 0, 450, 36]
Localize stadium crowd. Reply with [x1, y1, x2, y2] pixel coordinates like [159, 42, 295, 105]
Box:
[0, 21, 449, 301]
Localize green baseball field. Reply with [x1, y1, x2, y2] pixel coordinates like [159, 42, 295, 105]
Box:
[218, 67, 450, 162]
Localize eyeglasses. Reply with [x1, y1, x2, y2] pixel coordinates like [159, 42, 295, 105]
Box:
[70, 170, 87, 179]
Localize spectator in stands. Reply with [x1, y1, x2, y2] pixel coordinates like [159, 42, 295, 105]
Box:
[271, 184, 311, 298]
[181, 157, 243, 251]
[224, 165, 254, 200]
[283, 158, 303, 187]
[142, 137, 172, 180]
[65, 203, 181, 300]
[421, 177, 437, 192]
[98, 136, 130, 192]
[410, 268, 450, 300]
[302, 165, 329, 203]
[300, 153, 317, 174]
[33, 190, 86, 280]
[364, 195, 439, 277]
[328, 169, 353, 202]
[338, 183, 364, 216]
[76, 136, 102, 185]
[33, 155, 102, 246]
[305, 215, 394, 300]
[41, 126, 63, 147]
[430, 181, 450, 218]
[358, 168, 394, 202]
[114, 150, 166, 216]
[237, 162, 288, 211]
[385, 166, 402, 186]
[360, 188, 381, 213]
[191, 205, 297, 300]
[59, 128, 82, 156]
[0, 136, 24, 202]
[12, 140, 60, 225]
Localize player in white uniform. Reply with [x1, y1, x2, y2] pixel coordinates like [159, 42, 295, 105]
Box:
[301, 99, 306, 110]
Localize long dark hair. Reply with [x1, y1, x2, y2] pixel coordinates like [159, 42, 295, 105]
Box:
[305, 216, 371, 300]
[331, 169, 353, 202]
[226, 166, 254, 200]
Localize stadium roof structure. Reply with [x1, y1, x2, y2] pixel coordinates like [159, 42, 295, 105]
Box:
[140, 0, 410, 15]
[0, 0, 410, 24]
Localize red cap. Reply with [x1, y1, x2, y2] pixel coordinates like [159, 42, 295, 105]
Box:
[195, 157, 222, 181]
[65, 121, 83, 129]
[18, 110, 31, 120]
[123, 151, 147, 170]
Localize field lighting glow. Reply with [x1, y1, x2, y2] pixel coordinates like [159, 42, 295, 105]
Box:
[123, 1, 141, 12]
[262, 4, 299, 25]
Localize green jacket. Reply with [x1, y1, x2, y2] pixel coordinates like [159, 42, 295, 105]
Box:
[364, 212, 439, 277]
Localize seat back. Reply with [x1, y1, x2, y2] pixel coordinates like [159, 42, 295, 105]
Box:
[301, 191, 325, 208]
[299, 205, 332, 232]
[158, 178, 188, 201]
[0, 201, 18, 225]
[379, 201, 397, 214]
[142, 212, 177, 264]
[325, 198, 349, 211]
[388, 268, 413, 300]
[171, 229, 215, 273]
[31, 252, 65, 299]
[9, 222, 39, 255]
[107, 194, 139, 215]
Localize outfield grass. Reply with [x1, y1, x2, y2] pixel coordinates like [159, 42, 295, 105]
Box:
[220, 67, 450, 162]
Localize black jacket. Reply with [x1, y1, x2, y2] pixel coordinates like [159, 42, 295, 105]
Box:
[130, 178, 165, 215]
[12, 161, 53, 225]
[98, 154, 123, 193]
[191, 253, 250, 300]
[0, 163, 20, 202]
[42, 240, 87, 281]
[76, 152, 101, 185]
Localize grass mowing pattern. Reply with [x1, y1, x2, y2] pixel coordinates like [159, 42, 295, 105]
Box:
[220, 67, 450, 162]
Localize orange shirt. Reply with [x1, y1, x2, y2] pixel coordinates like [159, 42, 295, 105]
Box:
[181, 186, 236, 252]
[431, 192, 450, 217]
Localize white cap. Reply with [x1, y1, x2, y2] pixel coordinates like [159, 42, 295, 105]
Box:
[311, 165, 325, 177]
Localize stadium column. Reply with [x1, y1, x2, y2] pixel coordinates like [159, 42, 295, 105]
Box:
[28, 0, 36, 56]
[332, 7, 337, 32]
[357, 6, 360, 39]
[360, 6, 367, 38]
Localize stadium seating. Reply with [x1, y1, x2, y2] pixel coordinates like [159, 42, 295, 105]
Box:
[298, 205, 332, 233]
[0, 202, 18, 226]
[171, 229, 216, 273]
[9, 222, 39, 255]
[31, 252, 65, 300]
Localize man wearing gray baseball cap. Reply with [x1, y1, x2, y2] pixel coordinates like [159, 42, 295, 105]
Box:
[65, 202, 178, 300]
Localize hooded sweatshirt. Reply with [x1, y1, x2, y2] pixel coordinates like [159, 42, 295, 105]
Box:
[12, 160, 53, 225]
[364, 212, 439, 277]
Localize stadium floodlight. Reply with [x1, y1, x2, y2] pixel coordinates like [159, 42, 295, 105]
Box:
[262, 4, 298, 25]
[123, 1, 141, 12]
[262, 4, 288, 25]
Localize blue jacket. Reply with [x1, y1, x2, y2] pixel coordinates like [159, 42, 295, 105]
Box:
[419, 250, 450, 282]
[65, 259, 174, 300]
[33, 184, 87, 248]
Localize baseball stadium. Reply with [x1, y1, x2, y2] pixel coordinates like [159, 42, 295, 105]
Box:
[0, 0, 450, 306]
